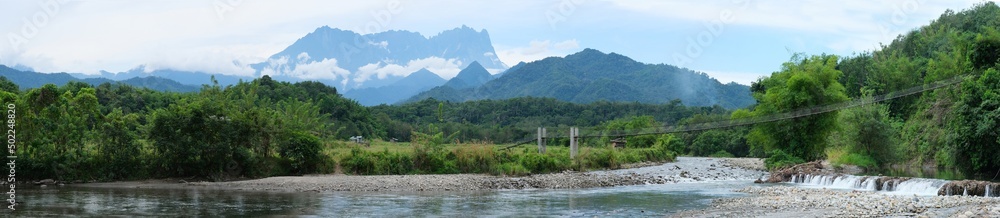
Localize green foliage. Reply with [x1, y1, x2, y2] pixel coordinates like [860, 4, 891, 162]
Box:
[371, 97, 726, 143]
[0, 76, 18, 93]
[836, 153, 877, 169]
[279, 131, 323, 174]
[951, 68, 1000, 174]
[827, 90, 900, 169]
[600, 116, 659, 148]
[98, 109, 142, 179]
[971, 27, 1000, 69]
[342, 147, 414, 175]
[691, 130, 748, 157]
[748, 54, 849, 161]
[406, 49, 755, 109]
[764, 150, 806, 170]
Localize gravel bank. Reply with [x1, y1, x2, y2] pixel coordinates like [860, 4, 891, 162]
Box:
[673, 185, 1000, 217]
[169, 157, 768, 192]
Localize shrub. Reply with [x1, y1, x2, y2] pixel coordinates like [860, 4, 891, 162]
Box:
[836, 153, 876, 169]
[279, 131, 323, 174]
[492, 163, 529, 176]
[454, 145, 498, 173]
[765, 150, 805, 170]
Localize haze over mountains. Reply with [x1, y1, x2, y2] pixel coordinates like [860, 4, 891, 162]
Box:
[408, 49, 754, 109]
[10, 25, 754, 108]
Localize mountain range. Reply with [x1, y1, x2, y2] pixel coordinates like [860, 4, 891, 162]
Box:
[407, 49, 755, 109]
[10, 26, 755, 108]
[0, 65, 198, 92]
[249, 25, 507, 91]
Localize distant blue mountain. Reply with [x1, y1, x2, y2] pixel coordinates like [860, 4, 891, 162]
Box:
[343, 68, 447, 106]
[0, 65, 198, 92]
[250, 25, 507, 91]
[71, 65, 254, 87]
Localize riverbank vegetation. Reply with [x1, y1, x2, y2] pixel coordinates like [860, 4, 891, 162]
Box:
[6, 75, 687, 182]
[746, 2, 1000, 179]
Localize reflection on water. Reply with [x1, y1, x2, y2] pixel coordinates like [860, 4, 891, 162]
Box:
[877, 165, 970, 181]
[18, 186, 322, 216]
[15, 181, 753, 216]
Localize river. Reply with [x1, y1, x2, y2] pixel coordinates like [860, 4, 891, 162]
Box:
[15, 181, 756, 216]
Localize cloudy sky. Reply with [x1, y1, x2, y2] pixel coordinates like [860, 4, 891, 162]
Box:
[0, 0, 991, 84]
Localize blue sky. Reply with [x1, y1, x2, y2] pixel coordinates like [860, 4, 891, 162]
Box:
[0, 0, 992, 85]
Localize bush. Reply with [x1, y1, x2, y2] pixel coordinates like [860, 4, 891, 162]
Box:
[836, 153, 877, 169]
[279, 131, 323, 174]
[454, 145, 499, 173]
[492, 162, 529, 176]
[341, 147, 415, 175]
[765, 150, 805, 170]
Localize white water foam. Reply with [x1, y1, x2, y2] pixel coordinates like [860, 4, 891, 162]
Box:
[788, 175, 947, 196]
[890, 178, 948, 196]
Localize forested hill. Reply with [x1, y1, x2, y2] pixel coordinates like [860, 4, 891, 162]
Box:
[825, 2, 1000, 176]
[406, 49, 755, 109]
[0, 65, 198, 92]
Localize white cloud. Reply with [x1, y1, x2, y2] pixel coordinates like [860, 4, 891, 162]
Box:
[297, 52, 311, 62]
[368, 41, 388, 50]
[354, 56, 463, 84]
[288, 58, 351, 80]
[699, 70, 769, 86]
[496, 39, 580, 65]
[553, 39, 579, 50]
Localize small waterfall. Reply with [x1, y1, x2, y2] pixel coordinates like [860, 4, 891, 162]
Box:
[787, 174, 947, 196]
[891, 178, 947, 196]
[963, 187, 968, 196]
[790, 175, 877, 191]
[861, 178, 877, 190]
[987, 185, 993, 197]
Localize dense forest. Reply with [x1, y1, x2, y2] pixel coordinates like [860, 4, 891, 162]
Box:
[8, 75, 383, 181]
[407, 49, 755, 109]
[746, 2, 1000, 178]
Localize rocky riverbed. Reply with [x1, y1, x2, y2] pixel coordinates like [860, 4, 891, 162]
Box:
[72, 157, 766, 192]
[673, 185, 1000, 217]
[198, 157, 768, 192]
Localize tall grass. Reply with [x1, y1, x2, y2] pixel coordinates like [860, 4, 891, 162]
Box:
[333, 141, 676, 176]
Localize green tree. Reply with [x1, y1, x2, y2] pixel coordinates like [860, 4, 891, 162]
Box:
[747, 54, 850, 161]
[827, 90, 899, 169]
[98, 109, 142, 179]
[279, 131, 323, 174]
[952, 68, 1000, 175]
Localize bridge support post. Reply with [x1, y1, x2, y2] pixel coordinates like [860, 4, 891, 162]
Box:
[570, 127, 578, 159]
[537, 127, 546, 154]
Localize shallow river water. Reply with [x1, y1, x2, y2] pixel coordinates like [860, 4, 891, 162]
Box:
[15, 181, 755, 217]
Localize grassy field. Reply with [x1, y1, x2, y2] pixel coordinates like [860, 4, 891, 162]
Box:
[319, 139, 676, 176]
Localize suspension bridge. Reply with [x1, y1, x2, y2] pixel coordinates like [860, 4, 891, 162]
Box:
[503, 74, 970, 150]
